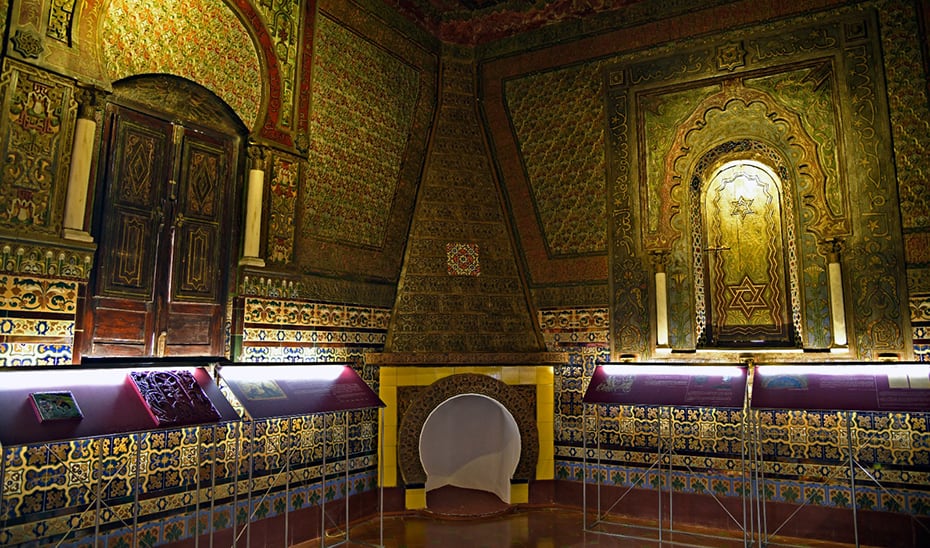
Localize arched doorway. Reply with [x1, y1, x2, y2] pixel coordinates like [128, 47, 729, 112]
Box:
[79, 76, 246, 359]
[419, 394, 521, 504]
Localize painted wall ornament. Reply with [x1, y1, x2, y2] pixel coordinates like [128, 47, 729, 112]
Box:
[11, 28, 43, 59]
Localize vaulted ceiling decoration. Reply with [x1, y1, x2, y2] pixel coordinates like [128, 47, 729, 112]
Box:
[382, 0, 643, 44]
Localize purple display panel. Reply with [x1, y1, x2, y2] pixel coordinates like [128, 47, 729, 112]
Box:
[751, 363, 930, 412]
[583, 364, 747, 408]
[219, 364, 385, 418]
[0, 366, 239, 446]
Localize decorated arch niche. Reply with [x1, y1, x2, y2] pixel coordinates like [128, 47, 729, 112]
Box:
[605, 11, 909, 359]
[652, 81, 842, 349]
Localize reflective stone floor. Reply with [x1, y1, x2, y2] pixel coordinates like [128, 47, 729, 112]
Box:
[293, 487, 859, 547]
[307, 506, 753, 547]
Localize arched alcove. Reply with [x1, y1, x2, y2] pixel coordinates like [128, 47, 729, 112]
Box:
[397, 373, 538, 487]
[695, 158, 796, 346]
[420, 394, 521, 503]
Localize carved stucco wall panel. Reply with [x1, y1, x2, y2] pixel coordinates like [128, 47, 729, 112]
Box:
[604, 10, 909, 359]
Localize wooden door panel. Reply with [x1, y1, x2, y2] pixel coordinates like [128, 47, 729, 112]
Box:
[106, 210, 156, 295]
[172, 133, 227, 301]
[91, 306, 148, 344]
[83, 104, 235, 360]
[96, 114, 171, 300]
[179, 139, 223, 219]
[166, 313, 215, 346]
[174, 222, 219, 299]
[163, 128, 231, 356]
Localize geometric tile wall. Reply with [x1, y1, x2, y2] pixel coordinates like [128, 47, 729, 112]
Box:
[0, 397, 379, 547]
[540, 306, 930, 526]
[0, 293, 389, 546]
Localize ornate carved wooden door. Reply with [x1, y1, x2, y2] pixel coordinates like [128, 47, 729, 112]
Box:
[82, 104, 234, 357]
[703, 160, 794, 346]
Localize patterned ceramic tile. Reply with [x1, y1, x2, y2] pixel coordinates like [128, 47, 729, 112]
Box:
[446, 243, 480, 276]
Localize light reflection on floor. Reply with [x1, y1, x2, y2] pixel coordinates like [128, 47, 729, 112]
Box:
[298, 506, 761, 547]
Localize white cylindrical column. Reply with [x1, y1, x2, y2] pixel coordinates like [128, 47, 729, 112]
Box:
[240, 145, 266, 267]
[62, 90, 97, 242]
[656, 270, 669, 347]
[653, 254, 669, 348]
[828, 251, 847, 347]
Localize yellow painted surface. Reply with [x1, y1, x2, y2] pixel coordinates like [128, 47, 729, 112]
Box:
[511, 482, 529, 504]
[536, 458, 554, 481]
[537, 366, 554, 385]
[501, 367, 521, 384]
[405, 488, 427, 509]
[380, 366, 396, 387]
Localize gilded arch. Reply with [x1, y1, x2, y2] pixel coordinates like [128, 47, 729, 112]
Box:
[644, 79, 849, 254]
[690, 150, 801, 346]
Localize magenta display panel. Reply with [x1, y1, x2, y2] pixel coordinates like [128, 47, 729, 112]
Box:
[583, 363, 747, 408]
[219, 363, 385, 418]
[751, 364, 930, 412]
[0, 365, 238, 446]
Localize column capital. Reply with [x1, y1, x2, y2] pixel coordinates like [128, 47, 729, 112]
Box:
[74, 85, 105, 120]
[247, 141, 270, 170]
[820, 237, 844, 262]
[648, 250, 669, 273]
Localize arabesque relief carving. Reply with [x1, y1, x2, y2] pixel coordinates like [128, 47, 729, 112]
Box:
[604, 11, 908, 357]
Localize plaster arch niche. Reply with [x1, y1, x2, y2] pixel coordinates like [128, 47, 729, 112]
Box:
[419, 393, 521, 504]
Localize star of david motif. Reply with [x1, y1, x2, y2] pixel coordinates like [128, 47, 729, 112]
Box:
[730, 195, 755, 220]
[727, 275, 768, 319]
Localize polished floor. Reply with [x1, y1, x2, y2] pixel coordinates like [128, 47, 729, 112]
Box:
[308, 507, 751, 547]
[293, 487, 858, 548]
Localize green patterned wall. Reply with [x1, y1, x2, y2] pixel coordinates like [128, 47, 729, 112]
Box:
[505, 62, 607, 257]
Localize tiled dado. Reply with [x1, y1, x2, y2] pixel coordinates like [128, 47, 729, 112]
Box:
[240, 298, 390, 362]
[377, 364, 556, 510]
[0, 275, 80, 365]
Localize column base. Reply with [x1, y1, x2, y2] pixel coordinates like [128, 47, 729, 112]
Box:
[239, 256, 266, 267]
[62, 228, 94, 242]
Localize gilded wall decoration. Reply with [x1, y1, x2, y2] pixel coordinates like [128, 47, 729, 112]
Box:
[46, 0, 75, 44]
[604, 89, 650, 356]
[267, 154, 299, 264]
[0, 240, 93, 279]
[303, 14, 419, 248]
[101, 0, 262, 130]
[843, 37, 906, 357]
[252, 0, 301, 129]
[0, 60, 75, 236]
[505, 62, 607, 256]
[604, 11, 908, 357]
